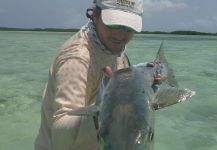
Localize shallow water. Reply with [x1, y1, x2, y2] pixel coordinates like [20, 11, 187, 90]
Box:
[0, 31, 216, 150]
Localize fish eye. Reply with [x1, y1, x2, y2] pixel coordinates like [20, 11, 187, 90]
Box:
[148, 131, 154, 142]
[135, 130, 154, 145]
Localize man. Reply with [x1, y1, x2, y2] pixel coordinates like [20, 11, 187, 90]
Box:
[34, 0, 143, 150]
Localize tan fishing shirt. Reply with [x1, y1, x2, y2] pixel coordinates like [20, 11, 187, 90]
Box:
[34, 25, 129, 150]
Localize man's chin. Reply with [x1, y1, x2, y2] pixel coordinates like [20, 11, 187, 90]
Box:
[108, 47, 125, 55]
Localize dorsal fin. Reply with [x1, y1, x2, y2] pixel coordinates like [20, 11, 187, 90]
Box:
[155, 41, 179, 87]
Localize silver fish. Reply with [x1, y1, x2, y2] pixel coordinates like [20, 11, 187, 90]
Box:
[69, 41, 195, 150]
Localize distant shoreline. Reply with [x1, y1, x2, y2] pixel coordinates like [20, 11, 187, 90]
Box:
[0, 27, 216, 36]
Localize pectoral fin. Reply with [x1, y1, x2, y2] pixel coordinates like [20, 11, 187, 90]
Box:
[153, 87, 195, 110]
[68, 105, 100, 116]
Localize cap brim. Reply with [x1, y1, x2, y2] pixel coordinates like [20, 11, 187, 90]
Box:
[101, 9, 142, 32]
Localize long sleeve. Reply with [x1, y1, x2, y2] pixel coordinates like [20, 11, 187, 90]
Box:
[53, 58, 89, 119]
[51, 57, 99, 150]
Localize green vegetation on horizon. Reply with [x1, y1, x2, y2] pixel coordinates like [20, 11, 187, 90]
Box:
[140, 30, 217, 36]
[0, 27, 79, 32]
[0, 27, 216, 36]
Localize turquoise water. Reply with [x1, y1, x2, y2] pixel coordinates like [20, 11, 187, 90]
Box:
[0, 31, 216, 150]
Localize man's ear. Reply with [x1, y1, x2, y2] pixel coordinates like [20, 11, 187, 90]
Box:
[92, 7, 100, 24]
[92, 13, 97, 25]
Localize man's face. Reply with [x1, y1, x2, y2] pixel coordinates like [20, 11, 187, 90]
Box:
[93, 14, 134, 53]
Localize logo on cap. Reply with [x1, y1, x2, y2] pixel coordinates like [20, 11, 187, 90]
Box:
[116, 0, 135, 8]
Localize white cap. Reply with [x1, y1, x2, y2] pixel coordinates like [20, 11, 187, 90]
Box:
[96, 0, 143, 32]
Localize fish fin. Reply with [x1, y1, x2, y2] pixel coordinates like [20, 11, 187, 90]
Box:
[68, 105, 100, 116]
[153, 87, 196, 110]
[155, 41, 179, 87]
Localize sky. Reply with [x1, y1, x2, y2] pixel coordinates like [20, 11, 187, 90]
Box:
[0, 0, 217, 33]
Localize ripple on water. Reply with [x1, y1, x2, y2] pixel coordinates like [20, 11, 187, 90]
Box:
[185, 133, 217, 150]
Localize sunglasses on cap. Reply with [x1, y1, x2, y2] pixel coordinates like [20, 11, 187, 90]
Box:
[106, 25, 135, 32]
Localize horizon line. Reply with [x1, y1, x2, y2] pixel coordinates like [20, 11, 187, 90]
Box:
[0, 27, 216, 35]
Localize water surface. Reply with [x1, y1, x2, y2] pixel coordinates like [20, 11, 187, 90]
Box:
[0, 31, 216, 150]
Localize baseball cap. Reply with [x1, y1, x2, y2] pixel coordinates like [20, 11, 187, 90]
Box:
[95, 0, 143, 32]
